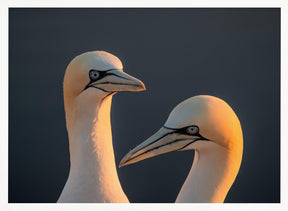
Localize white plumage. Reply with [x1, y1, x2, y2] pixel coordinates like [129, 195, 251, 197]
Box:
[58, 51, 145, 203]
[120, 95, 243, 203]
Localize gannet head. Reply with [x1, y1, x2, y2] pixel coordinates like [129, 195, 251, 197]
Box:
[63, 51, 145, 108]
[119, 95, 243, 167]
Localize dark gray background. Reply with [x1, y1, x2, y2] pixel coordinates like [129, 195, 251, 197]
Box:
[9, 8, 280, 203]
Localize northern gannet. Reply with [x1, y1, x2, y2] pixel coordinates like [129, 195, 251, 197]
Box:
[119, 95, 243, 203]
[58, 51, 145, 203]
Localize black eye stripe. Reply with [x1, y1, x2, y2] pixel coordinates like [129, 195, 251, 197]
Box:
[84, 69, 119, 91]
[88, 69, 106, 81]
[163, 125, 200, 135]
[163, 125, 208, 142]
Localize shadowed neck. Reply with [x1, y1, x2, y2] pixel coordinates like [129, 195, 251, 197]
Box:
[58, 95, 128, 203]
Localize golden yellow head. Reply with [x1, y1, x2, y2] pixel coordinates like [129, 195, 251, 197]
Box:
[120, 95, 243, 167]
[165, 95, 243, 150]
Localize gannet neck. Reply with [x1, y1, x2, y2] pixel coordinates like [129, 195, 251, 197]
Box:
[176, 141, 242, 203]
[58, 95, 129, 203]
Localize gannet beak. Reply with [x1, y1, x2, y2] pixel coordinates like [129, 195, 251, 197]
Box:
[119, 127, 199, 167]
[93, 69, 145, 92]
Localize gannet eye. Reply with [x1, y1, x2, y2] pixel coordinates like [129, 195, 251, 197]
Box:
[89, 70, 100, 80]
[186, 126, 199, 135]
